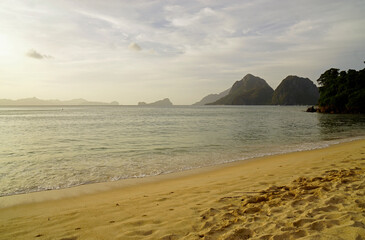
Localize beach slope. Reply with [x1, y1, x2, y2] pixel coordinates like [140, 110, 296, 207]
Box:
[0, 140, 364, 240]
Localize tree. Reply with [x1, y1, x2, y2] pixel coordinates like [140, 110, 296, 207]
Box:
[317, 64, 365, 113]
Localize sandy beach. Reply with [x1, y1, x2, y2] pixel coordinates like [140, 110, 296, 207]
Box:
[0, 139, 364, 240]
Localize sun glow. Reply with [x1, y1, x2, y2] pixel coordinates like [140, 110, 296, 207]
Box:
[0, 34, 17, 59]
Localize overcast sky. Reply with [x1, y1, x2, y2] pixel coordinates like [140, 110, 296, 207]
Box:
[0, 0, 364, 105]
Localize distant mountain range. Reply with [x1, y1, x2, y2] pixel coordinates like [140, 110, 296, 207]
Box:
[197, 74, 319, 106]
[1, 75, 319, 107]
[193, 88, 231, 106]
[138, 98, 173, 106]
[0, 97, 119, 106]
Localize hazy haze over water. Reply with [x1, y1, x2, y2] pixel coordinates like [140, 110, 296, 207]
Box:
[0, 106, 364, 196]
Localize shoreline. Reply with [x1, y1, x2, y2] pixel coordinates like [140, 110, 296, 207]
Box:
[1, 139, 364, 239]
[0, 136, 363, 208]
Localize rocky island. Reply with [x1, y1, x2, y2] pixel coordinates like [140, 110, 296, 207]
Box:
[198, 74, 319, 106]
[208, 74, 274, 105]
[272, 76, 319, 105]
[138, 98, 173, 106]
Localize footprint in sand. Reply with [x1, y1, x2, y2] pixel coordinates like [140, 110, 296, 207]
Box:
[325, 195, 345, 204]
[193, 167, 365, 240]
[291, 199, 306, 207]
[200, 208, 219, 219]
[355, 199, 365, 208]
[60, 237, 78, 240]
[158, 197, 168, 202]
[272, 231, 291, 240]
[127, 230, 154, 236]
[307, 219, 340, 231]
[222, 228, 253, 240]
[311, 205, 339, 214]
[160, 234, 178, 240]
[293, 218, 314, 227]
[291, 230, 307, 238]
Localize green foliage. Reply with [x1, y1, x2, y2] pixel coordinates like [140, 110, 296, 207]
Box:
[317, 65, 365, 113]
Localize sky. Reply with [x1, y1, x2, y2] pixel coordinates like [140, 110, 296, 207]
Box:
[0, 0, 365, 105]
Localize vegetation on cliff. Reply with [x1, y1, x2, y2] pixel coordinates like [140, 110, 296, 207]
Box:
[317, 65, 365, 113]
[272, 76, 319, 105]
[209, 74, 274, 105]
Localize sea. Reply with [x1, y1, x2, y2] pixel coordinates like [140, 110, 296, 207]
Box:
[0, 105, 364, 197]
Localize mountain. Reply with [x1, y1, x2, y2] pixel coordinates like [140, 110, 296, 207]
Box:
[138, 98, 173, 106]
[193, 88, 231, 105]
[271, 76, 319, 105]
[209, 74, 274, 105]
[0, 97, 119, 106]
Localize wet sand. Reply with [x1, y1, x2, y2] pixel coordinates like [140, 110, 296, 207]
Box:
[0, 140, 364, 240]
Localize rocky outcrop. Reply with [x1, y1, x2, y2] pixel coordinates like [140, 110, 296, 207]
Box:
[138, 98, 173, 106]
[209, 74, 274, 105]
[306, 106, 317, 112]
[272, 76, 319, 105]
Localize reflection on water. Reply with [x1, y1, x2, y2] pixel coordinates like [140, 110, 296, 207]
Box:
[317, 113, 365, 140]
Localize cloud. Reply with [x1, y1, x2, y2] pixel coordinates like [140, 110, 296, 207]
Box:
[26, 49, 53, 59]
[1, 0, 364, 104]
[128, 42, 141, 51]
[165, 6, 218, 28]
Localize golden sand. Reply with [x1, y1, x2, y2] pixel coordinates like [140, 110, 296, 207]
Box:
[0, 140, 364, 240]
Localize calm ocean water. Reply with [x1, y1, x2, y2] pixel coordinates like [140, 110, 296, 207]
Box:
[0, 105, 364, 196]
